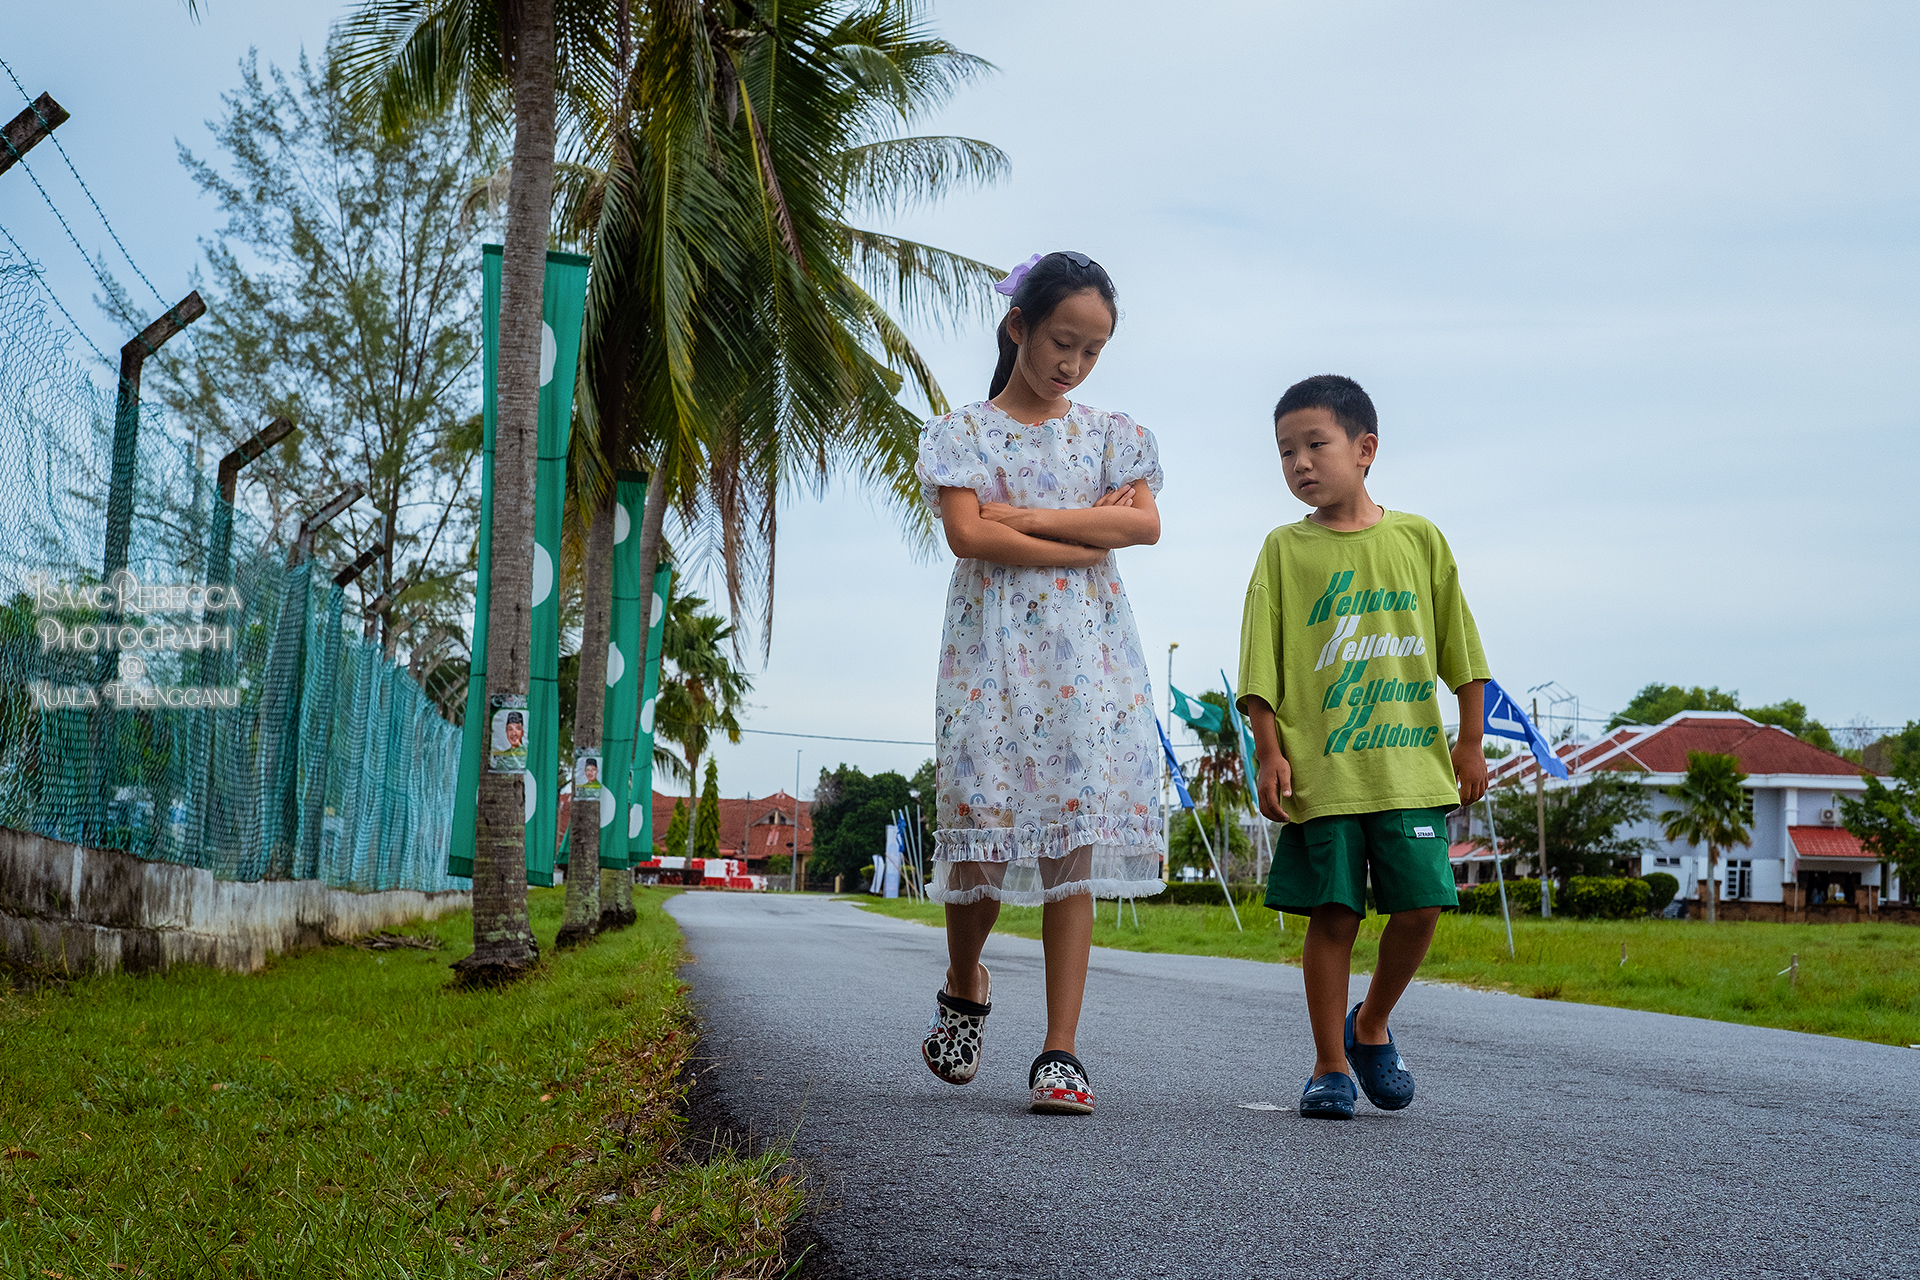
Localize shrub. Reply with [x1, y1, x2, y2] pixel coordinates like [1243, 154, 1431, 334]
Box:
[1643, 871, 1679, 914]
[1456, 877, 1651, 919]
[1562, 875, 1652, 920]
[1459, 877, 1542, 915]
[1147, 881, 1264, 907]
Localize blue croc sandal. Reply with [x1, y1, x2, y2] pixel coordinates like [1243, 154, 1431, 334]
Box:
[1344, 1002, 1414, 1111]
[1298, 1071, 1356, 1120]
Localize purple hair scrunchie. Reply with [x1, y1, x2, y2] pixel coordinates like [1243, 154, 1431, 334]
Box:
[994, 253, 1044, 297]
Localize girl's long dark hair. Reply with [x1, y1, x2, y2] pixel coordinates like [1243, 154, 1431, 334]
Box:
[989, 253, 1118, 398]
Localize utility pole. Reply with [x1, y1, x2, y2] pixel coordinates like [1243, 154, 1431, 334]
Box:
[793, 749, 803, 893]
[1535, 696, 1550, 918]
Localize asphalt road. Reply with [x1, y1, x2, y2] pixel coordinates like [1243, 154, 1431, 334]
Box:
[668, 892, 1920, 1280]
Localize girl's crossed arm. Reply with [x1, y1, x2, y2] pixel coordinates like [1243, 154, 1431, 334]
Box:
[939, 487, 1110, 567]
[976, 483, 1161, 550]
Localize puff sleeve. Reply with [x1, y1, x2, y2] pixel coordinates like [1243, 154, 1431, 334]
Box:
[1100, 412, 1165, 495]
[915, 409, 991, 519]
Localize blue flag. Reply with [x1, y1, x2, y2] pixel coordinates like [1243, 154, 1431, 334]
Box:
[1168, 685, 1224, 734]
[1156, 716, 1196, 810]
[1484, 678, 1569, 778]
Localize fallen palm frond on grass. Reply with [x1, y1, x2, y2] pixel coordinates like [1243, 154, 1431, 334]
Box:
[850, 896, 1920, 1046]
[0, 887, 803, 1279]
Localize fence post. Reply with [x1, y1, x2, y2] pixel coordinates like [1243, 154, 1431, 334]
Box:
[258, 484, 362, 878]
[191, 418, 293, 871]
[293, 543, 383, 882]
[0, 92, 70, 177]
[89, 292, 204, 845]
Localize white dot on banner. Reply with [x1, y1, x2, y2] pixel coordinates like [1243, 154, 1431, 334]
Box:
[639, 698, 654, 735]
[605, 641, 624, 687]
[613, 503, 631, 544]
[523, 770, 537, 821]
[600, 789, 616, 829]
[651, 593, 664, 625]
[539, 322, 557, 386]
[531, 544, 554, 607]
[629, 805, 644, 839]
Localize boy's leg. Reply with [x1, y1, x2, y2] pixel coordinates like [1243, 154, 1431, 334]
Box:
[943, 898, 1000, 1003]
[1353, 906, 1441, 1044]
[1303, 904, 1363, 1077]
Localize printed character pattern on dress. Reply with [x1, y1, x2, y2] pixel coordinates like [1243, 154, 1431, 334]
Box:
[915, 402, 1168, 906]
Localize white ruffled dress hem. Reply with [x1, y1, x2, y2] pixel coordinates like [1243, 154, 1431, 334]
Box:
[929, 818, 1166, 906]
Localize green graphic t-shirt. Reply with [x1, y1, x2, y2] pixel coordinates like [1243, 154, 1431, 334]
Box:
[1236, 510, 1490, 823]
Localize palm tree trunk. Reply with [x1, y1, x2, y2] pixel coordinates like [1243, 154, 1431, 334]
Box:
[682, 747, 703, 860]
[453, 0, 555, 986]
[557, 487, 616, 948]
[1706, 845, 1719, 924]
[598, 452, 670, 929]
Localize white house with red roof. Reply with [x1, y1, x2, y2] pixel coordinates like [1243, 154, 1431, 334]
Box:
[1465, 711, 1897, 919]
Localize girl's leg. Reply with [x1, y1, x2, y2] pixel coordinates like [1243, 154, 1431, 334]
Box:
[1303, 904, 1363, 1077]
[943, 898, 999, 1003]
[1040, 890, 1093, 1053]
[1035, 845, 1096, 1054]
[1353, 906, 1442, 1043]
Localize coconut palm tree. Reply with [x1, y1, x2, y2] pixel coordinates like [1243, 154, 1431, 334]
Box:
[337, 1, 1002, 954]
[334, 0, 621, 981]
[1660, 750, 1751, 924]
[561, 1, 1002, 925]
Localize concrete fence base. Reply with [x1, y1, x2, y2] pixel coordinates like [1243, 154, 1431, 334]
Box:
[0, 826, 470, 975]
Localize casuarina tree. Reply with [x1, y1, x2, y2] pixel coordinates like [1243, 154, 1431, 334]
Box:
[693, 758, 721, 860]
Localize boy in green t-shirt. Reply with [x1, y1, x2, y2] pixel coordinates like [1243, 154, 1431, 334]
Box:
[1236, 374, 1491, 1120]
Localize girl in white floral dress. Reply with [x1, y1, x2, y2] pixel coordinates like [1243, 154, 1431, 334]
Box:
[915, 251, 1165, 1116]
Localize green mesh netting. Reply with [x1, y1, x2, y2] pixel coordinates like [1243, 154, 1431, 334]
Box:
[0, 250, 468, 894]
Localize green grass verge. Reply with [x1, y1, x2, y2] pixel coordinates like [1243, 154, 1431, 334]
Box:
[0, 887, 801, 1279]
[850, 895, 1920, 1046]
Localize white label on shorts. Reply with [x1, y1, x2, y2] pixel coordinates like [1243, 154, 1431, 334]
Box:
[1414, 825, 1435, 839]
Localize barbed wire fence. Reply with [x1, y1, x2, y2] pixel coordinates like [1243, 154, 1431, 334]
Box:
[0, 74, 466, 895]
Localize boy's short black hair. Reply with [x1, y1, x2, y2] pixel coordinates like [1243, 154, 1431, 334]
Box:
[1273, 374, 1378, 443]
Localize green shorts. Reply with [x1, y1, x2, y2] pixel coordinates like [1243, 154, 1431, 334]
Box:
[1265, 806, 1459, 917]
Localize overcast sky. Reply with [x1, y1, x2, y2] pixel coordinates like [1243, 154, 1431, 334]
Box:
[7, 0, 1916, 801]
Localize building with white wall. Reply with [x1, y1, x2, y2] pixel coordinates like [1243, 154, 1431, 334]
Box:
[1469, 712, 1896, 918]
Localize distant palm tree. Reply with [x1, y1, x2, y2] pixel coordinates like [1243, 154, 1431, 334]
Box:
[654, 597, 749, 857]
[1660, 750, 1751, 924]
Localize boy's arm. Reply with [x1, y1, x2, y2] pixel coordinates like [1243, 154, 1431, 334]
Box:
[1245, 696, 1294, 823]
[1451, 679, 1489, 806]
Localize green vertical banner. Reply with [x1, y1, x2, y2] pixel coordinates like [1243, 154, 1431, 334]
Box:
[524, 250, 591, 889]
[448, 245, 503, 879]
[599, 471, 647, 871]
[630, 561, 673, 861]
[447, 245, 589, 885]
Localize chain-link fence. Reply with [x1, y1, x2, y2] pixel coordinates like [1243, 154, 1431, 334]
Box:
[0, 250, 467, 893]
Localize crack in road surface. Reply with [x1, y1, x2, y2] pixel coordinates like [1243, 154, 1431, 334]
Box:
[671, 893, 1919, 1279]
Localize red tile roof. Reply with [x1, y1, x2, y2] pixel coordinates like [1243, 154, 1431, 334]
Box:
[1491, 714, 1869, 784]
[1590, 717, 1866, 777]
[648, 790, 813, 861]
[1789, 826, 1873, 860]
